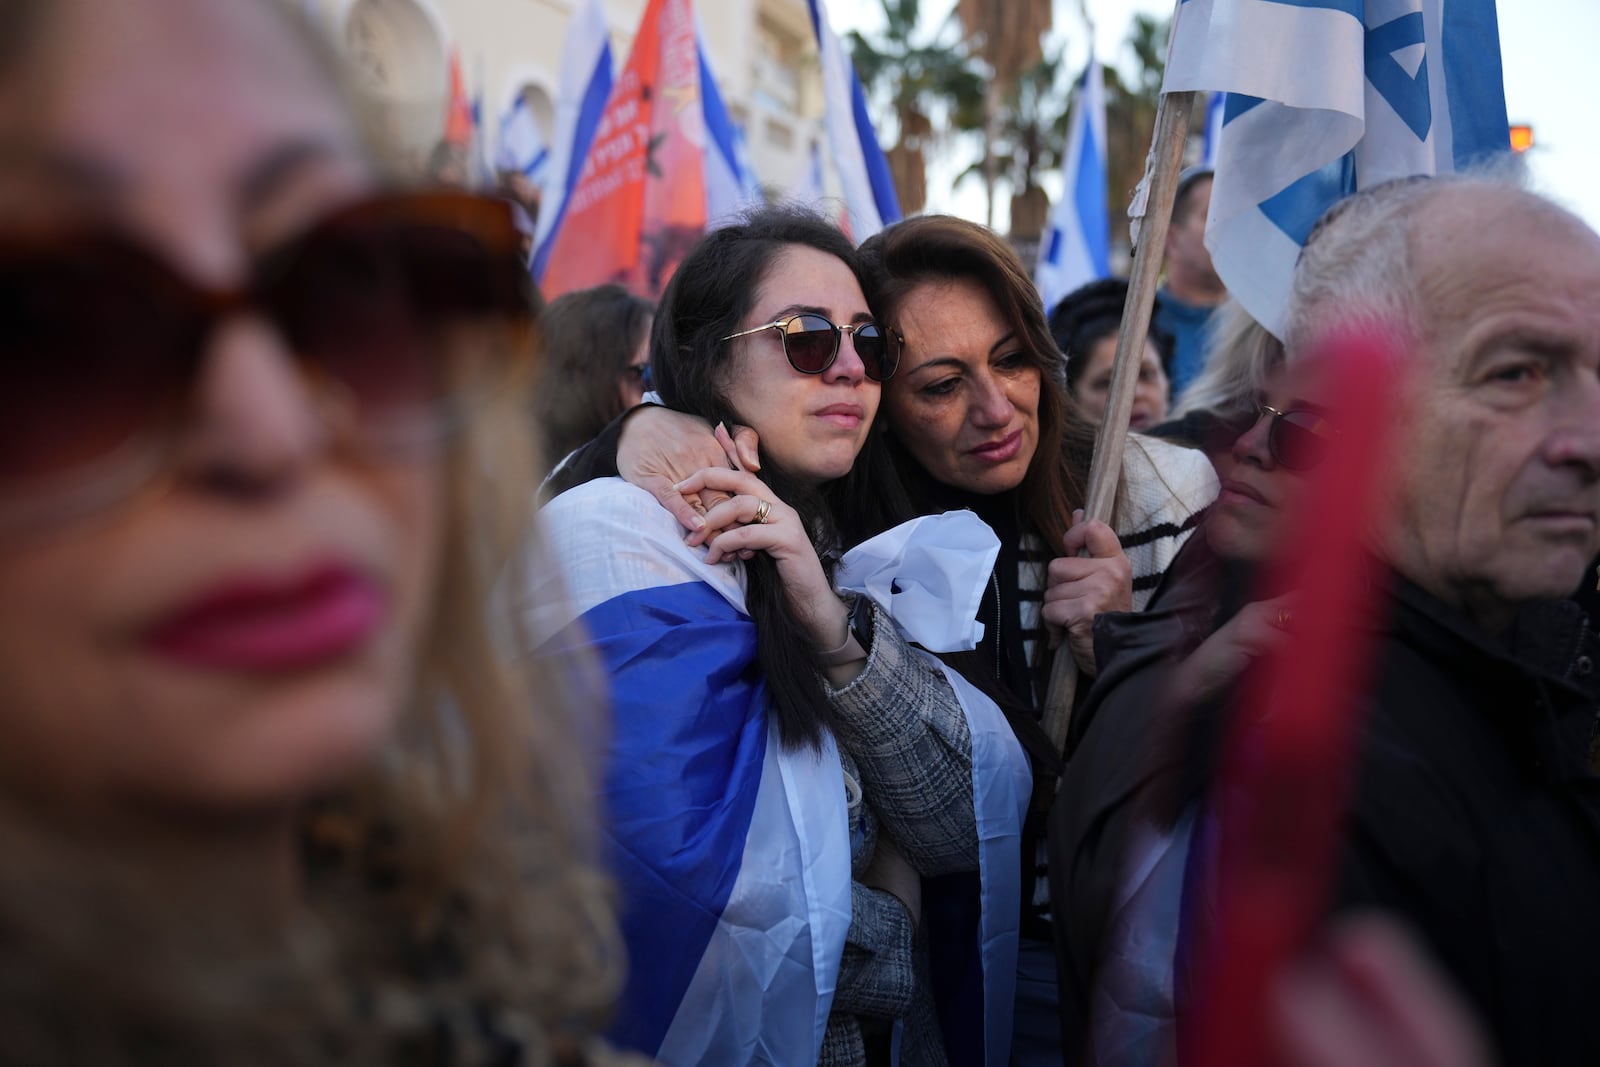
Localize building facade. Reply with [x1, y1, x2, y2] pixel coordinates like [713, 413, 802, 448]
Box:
[309, 0, 830, 198]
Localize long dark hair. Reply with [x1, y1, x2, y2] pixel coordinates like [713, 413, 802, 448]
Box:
[857, 214, 1105, 555]
[651, 206, 907, 750]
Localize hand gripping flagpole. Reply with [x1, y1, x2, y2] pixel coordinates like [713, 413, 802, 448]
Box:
[1039, 81, 1198, 761]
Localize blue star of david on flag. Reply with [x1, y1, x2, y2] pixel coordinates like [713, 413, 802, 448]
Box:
[1163, 0, 1509, 337]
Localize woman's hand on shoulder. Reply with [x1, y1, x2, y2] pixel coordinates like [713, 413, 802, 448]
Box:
[1170, 592, 1296, 706]
[617, 409, 760, 531]
[1042, 510, 1134, 675]
[673, 466, 849, 653]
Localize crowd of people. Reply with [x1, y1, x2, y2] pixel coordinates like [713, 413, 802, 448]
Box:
[5, 1, 1600, 1066]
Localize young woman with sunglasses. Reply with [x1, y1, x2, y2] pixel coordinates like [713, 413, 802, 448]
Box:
[1049, 360, 1337, 1064]
[0, 1, 629, 1063]
[532, 207, 1034, 1066]
[568, 214, 1217, 1063]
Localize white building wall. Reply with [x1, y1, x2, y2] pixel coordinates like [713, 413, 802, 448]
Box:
[310, 0, 831, 199]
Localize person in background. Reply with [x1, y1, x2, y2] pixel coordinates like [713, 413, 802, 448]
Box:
[1212, 170, 1600, 1066]
[1153, 168, 1226, 401]
[535, 284, 654, 472]
[500, 168, 543, 237]
[508, 197, 537, 265]
[1048, 277, 1172, 432]
[1049, 355, 1333, 1065]
[0, 0, 630, 1063]
[1146, 298, 1284, 470]
[425, 138, 469, 188]
[856, 216, 1216, 1067]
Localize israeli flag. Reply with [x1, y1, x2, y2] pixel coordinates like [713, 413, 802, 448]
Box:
[1036, 57, 1111, 318]
[532, 0, 615, 282]
[806, 0, 901, 238]
[531, 481, 851, 1063]
[699, 35, 765, 227]
[1163, 0, 1509, 337]
[494, 93, 550, 181]
[529, 486, 1030, 1064]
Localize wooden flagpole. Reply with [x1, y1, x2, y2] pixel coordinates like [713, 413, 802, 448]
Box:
[1039, 86, 1198, 758]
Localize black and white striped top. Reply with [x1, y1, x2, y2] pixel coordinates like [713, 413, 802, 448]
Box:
[1021, 436, 1219, 930]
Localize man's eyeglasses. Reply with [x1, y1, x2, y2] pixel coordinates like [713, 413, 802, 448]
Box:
[0, 190, 531, 525]
[1252, 402, 1335, 471]
[624, 362, 653, 391]
[721, 313, 901, 382]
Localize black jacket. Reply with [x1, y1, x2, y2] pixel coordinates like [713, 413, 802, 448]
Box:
[1046, 532, 1231, 1066]
[1321, 578, 1600, 1067]
[1050, 550, 1600, 1067]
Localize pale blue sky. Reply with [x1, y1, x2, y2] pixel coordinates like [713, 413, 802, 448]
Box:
[831, 0, 1600, 231]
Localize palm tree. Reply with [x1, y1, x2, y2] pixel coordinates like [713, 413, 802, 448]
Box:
[955, 0, 1053, 227]
[953, 50, 1072, 240]
[848, 0, 983, 215]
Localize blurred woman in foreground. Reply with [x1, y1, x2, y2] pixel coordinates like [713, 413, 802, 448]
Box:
[0, 1, 621, 1063]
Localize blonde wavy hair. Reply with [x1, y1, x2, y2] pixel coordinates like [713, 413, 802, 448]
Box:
[0, 2, 623, 1064]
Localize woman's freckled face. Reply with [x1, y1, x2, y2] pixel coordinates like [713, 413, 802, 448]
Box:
[882, 278, 1041, 495]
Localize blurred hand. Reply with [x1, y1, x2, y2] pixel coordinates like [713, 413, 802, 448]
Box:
[1170, 592, 1296, 706]
[1269, 915, 1494, 1067]
[616, 408, 760, 531]
[1041, 510, 1133, 675]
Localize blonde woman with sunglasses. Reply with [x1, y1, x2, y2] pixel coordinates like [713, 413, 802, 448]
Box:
[0, 1, 633, 1064]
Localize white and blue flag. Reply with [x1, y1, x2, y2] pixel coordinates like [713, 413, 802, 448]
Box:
[532, 0, 615, 282]
[529, 485, 1029, 1064]
[493, 93, 550, 183]
[1163, 0, 1509, 337]
[531, 481, 851, 1063]
[806, 0, 901, 238]
[1036, 57, 1111, 318]
[699, 35, 765, 228]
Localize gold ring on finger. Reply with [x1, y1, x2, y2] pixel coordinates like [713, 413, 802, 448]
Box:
[753, 498, 772, 524]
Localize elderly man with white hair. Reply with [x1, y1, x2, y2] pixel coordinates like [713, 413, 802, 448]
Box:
[1266, 171, 1600, 1067]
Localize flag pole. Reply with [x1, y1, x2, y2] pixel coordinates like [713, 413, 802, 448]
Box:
[1039, 85, 1198, 758]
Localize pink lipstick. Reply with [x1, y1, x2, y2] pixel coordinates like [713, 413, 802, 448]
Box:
[146, 562, 386, 672]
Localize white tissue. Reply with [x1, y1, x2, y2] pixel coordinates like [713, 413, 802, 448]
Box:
[834, 510, 1001, 654]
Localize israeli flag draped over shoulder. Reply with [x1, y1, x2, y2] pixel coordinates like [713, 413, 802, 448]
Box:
[527, 480, 1030, 1065]
[1162, 0, 1510, 337]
